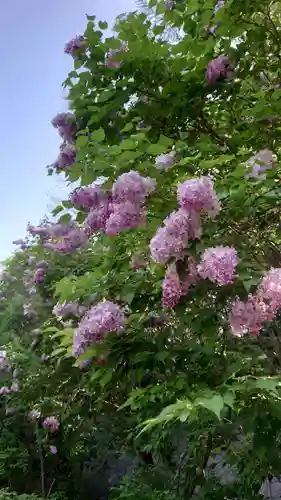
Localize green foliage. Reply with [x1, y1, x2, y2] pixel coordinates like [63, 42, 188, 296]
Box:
[3, 1, 281, 499]
[0, 490, 43, 500]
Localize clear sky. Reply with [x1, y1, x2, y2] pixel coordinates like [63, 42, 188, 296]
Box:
[0, 0, 134, 262]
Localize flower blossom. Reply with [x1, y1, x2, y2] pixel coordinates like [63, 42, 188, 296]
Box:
[178, 176, 220, 218]
[73, 301, 125, 357]
[164, 0, 174, 10]
[230, 268, 281, 336]
[42, 416, 60, 433]
[197, 246, 239, 285]
[112, 171, 156, 204]
[214, 0, 224, 13]
[52, 301, 86, 319]
[258, 268, 281, 311]
[33, 268, 45, 284]
[11, 382, 19, 392]
[70, 186, 110, 211]
[23, 303, 36, 317]
[52, 112, 76, 143]
[50, 445, 57, 454]
[155, 152, 175, 171]
[29, 409, 41, 421]
[180, 257, 199, 295]
[247, 149, 276, 178]
[206, 55, 233, 86]
[229, 295, 271, 337]
[0, 352, 10, 372]
[0, 387, 10, 395]
[64, 36, 86, 57]
[54, 144, 76, 170]
[45, 227, 88, 254]
[150, 209, 201, 264]
[162, 264, 183, 308]
[105, 202, 146, 236]
[85, 202, 112, 236]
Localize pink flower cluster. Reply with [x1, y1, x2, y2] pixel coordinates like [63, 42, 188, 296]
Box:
[0, 386, 10, 395]
[246, 149, 275, 178]
[52, 112, 76, 143]
[230, 268, 281, 336]
[70, 186, 108, 210]
[162, 264, 183, 308]
[44, 226, 88, 254]
[150, 209, 201, 264]
[206, 56, 233, 86]
[162, 258, 199, 308]
[54, 144, 76, 170]
[197, 247, 239, 286]
[105, 171, 155, 236]
[73, 300, 125, 357]
[151, 177, 219, 266]
[177, 176, 221, 218]
[42, 416, 60, 433]
[33, 267, 45, 284]
[150, 176, 222, 308]
[64, 36, 86, 57]
[71, 172, 156, 237]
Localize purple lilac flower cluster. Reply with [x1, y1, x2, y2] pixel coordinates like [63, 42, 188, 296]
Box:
[150, 176, 240, 308]
[42, 416, 60, 433]
[230, 268, 281, 336]
[73, 300, 125, 357]
[69, 172, 156, 237]
[52, 112, 76, 143]
[64, 36, 86, 58]
[206, 55, 233, 86]
[33, 267, 45, 284]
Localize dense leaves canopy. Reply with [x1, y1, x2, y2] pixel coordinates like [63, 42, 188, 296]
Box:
[2, 1, 281, 499]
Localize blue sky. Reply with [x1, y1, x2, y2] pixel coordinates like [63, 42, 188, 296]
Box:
[0, 0, 134, 262]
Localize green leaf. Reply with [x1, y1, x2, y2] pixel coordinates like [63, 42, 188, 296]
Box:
[158, 135, 173, 148]
[96, 89, 115, 102]
[52, 205, 64, 216]
[76, 135, 88, 148]
[98, 21, 108, 29]
[59, 213, 72, 225]
[100, 369, 113, 387]
[121, 123, 134, 133]
[121, 139, 136, 150]
[51, 347, 67, 357]
[194, 394, 224, 420]
[146, 144, 168, 155]
[90, 128, 105, 142]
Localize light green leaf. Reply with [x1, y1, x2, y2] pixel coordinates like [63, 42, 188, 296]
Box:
[194, 394, 224, 420]
[98, 21, 108, 29]
[146, 144, 168, 155]
[121, 123, 134, 132]
[91, 128, 105, 142]
[76, 135, 88, 148]
[158, 135, 173, 148]
[121, 139, 136, 150]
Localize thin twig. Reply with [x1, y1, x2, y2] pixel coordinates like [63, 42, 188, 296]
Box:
[47, 479, 56, 499]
